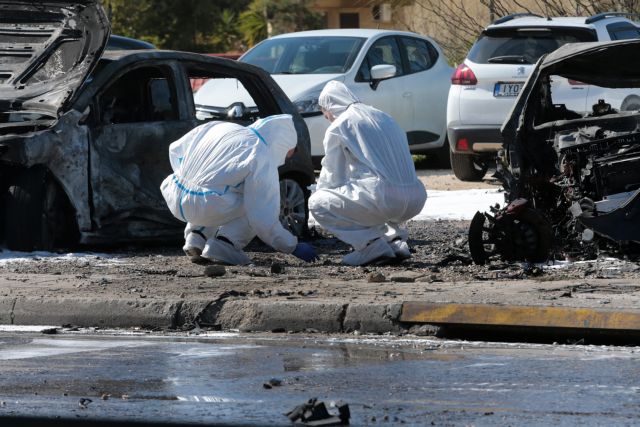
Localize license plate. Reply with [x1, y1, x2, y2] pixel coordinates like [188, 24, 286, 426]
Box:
[494, 82, 523, 97]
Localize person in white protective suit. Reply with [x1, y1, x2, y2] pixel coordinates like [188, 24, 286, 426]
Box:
[308, 81, 427, 266]
[160, 114, 318, 265]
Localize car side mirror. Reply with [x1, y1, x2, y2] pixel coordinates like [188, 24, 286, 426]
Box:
[227, 103, 246, 119]
[370, 64, 396, 90]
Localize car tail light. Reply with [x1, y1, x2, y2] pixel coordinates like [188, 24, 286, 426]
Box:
[456, 138, 470, 151]
[568, 79, 586, 85]
[451, 64, 477, 85]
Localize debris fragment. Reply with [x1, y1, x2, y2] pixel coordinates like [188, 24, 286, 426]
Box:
[101, 393, 110, 400]
[263, 378, 282, 389]
[249, 269, 269, 277]
[204, 265, 226, 277]
[285, 398, 350, 425]
[271, 262, 285, 274]
[388, 272, 424, 283]
[41, 328, 58, 335]
[78, 398, 92, 409]
[367, 272, 386, 283]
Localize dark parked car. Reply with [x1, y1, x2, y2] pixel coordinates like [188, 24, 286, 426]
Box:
[0, 1, 314, 251]
[469, 38, 640, 264]
[106, 35, 156, 50]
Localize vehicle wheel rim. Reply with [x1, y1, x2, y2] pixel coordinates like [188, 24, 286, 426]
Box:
[279, 178, 306, 237]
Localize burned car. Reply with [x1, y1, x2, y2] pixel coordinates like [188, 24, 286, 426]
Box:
[469, 39, 640, 264]
[0, 1, 314, 251]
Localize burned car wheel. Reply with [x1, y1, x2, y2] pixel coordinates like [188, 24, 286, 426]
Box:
[469, 206, 552, 265]
[450, 151, 487, 181]
[5, 167, 78, 252]
[279, 177, 309, 238]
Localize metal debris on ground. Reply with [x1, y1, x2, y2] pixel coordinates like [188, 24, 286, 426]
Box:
[271, 262, 285, 274]
[367, 272, 386, 283]
[78, 398, 92, 409]
[203, 265, 226, 277]
[263, 378, 283, 389]
[285, 398, 350, 426]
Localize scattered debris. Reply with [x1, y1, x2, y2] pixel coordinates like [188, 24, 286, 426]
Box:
[41, 328, 58, 335]
[271, 263, 285, 274]
[121, 394, 129, 400]
[78, 398, 92, 409]
[263, 378, 283, 389]
[367, 272, 386, 283]
[436, 254, 472, 267]
[101, 393, 110, 400]
[388, 272, 425, 283]
[248, 269, 269, 277]
[204, 265, 226, 277]
[285, 398, 350, 426]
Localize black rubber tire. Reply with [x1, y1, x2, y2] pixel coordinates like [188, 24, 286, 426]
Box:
[5, 167, 78, 251]
[279, 177, 310, 238]
[450, 151, 487, 181]
[433, 137, 451, 169]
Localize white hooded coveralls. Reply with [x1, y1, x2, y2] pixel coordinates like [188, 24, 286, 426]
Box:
[309, 81, 427, 250]
[160, 115, 298, 258]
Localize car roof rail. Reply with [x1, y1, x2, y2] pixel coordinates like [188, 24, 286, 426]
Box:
[585, 12, 640, 24]
[492, 13, 544, 25]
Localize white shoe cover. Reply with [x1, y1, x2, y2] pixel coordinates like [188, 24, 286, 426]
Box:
[389, 239, 411, 260]
[201, 237, 252, 266]
[183, 232, 206, 259]
[341, 238, 396, 266]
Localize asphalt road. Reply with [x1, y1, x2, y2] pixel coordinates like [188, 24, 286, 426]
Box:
[0, 331, 638, 426]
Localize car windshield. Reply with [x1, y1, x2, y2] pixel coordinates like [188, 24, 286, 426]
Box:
[467, 27, 596, 64]
[241, 36, 365, 74]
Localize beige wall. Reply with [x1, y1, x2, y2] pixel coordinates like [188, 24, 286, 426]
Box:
[311, 0, 399, 29]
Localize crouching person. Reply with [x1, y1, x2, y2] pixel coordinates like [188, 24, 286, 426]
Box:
[160, 115, 318, 265]
[309, 81, 427, 266]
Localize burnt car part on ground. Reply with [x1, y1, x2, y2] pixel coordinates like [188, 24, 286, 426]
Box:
[469, 39, 640, 265]
[0, 1, 314, 252]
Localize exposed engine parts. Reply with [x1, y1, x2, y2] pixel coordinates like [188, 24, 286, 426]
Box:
[468, 38, 640, 264]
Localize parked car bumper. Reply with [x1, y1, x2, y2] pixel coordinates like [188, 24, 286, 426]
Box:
[447, 124, 503, 155]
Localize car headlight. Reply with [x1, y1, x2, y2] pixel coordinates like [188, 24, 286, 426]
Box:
[293, 92, 322, 115]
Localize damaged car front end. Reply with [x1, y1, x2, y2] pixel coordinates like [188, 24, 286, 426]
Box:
[469, 39, 640, 264]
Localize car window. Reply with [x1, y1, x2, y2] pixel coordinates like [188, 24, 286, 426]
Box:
[241, 36, 365, 75]
[467, 27, 596, 64]
[98, 66, 178, 124]
[400, 37, 436, 73]
[356, 37, 403, 81]
[187, 66, 271, 124]
[607, 23, 640, 40]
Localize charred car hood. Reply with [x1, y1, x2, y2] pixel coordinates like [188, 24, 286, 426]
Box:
[0, 0, 109, 117]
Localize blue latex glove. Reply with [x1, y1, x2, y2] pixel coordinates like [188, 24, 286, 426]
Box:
[292, 242, 319, 262]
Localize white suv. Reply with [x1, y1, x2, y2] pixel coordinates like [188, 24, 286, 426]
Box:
[447, 12, 640, 181]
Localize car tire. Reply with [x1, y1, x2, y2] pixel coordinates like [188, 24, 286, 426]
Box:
[450, 151, 487, 181]
[279, 177, 309, 238]
[433, 137, 451, 168]
[5, 167, 78, 251]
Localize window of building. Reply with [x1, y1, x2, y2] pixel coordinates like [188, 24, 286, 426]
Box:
[340, 13, 360, 28]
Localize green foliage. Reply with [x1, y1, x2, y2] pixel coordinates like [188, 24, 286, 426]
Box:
[102, 0, 249, 52]
[238, 0, 325, 47]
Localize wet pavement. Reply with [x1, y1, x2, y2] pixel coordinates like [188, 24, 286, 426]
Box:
[0, 331, 639, 425]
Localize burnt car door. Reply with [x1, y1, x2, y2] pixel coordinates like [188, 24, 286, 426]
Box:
[85, 60, 192, 238]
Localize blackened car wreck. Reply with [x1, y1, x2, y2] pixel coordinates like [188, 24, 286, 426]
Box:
[470, 39, 640, 264]
[0, 1, 314, 251]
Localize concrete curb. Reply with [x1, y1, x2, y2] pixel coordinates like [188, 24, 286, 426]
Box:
[0, 297, 405, 334]
[2, 297, 640, 339]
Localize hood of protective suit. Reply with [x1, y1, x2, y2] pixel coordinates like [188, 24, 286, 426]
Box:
[249, 114, 297, 166]
[319, 81, 360, 118]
